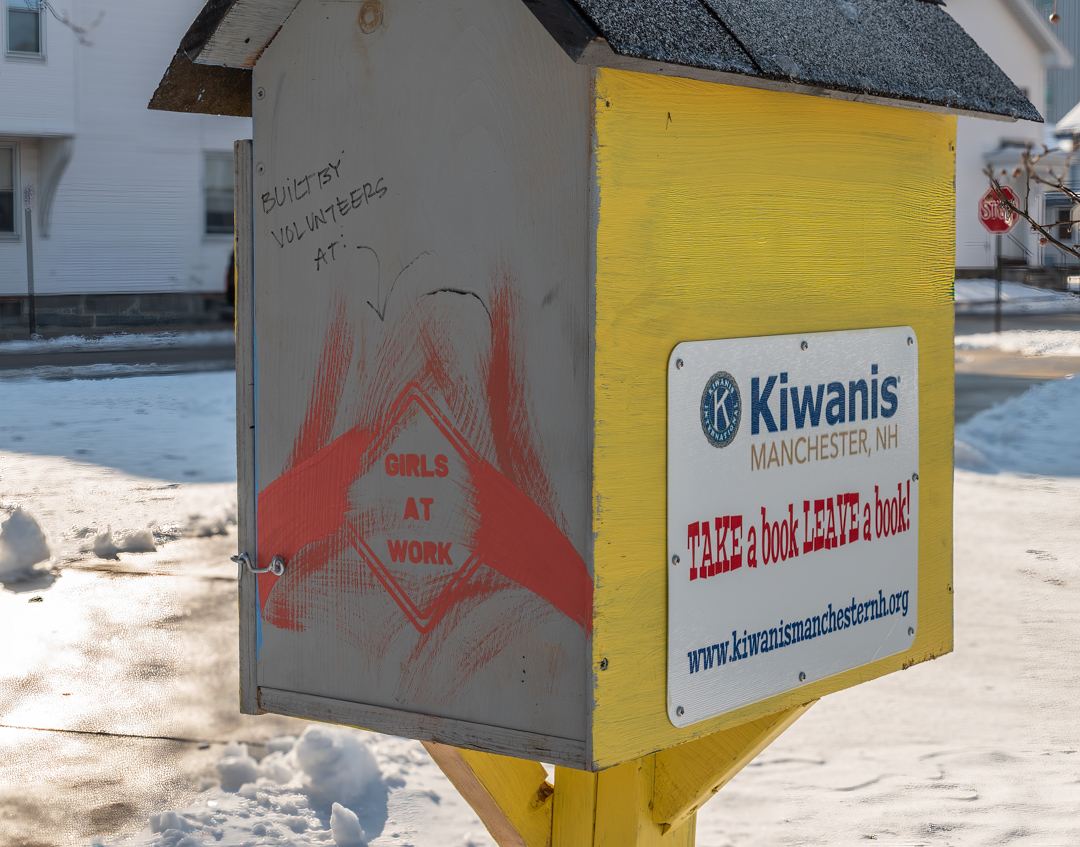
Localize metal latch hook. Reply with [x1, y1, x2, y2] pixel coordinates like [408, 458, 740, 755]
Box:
[231, 553, 286, 578]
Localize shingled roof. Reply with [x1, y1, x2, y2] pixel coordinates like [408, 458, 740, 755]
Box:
[150, 0, 1040, 123]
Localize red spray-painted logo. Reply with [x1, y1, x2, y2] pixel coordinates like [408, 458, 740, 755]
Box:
[346, 383, 510, 633]
[254, 280, 592, 640]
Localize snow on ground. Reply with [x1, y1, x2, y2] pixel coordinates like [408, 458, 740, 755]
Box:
[955, 375, 1080, 475]
[0, 329, 234, 355]
[102, 728, 494, 847]
[954, 279, 1080, 312]
[4, 357, 1079, 846]
[0, 370, 235, 483]
[0, 371, 238, 570]
[955, 329, 1080, 358]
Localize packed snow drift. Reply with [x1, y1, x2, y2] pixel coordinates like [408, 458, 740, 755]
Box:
[955, 374, 1080, 475]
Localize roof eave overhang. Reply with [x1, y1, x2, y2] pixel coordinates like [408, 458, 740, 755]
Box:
[149, 49, 252, 117]
[148, 0, 1030, 123]
[578, 39, 1023, 123]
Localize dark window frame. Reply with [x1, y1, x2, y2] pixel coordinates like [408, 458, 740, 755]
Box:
[204, 151, 235, 236]
[6, 0, 45, 57]
[0, 142, 18, 238]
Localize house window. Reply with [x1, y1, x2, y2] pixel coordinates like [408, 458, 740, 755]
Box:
[7, 0, 44, 55]
[0, 145, 15, 235]
[204, 152, 234, 235]
[1056, 208, 1073, 242]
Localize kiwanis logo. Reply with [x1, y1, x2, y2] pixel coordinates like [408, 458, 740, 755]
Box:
[700, 371, 741, 448]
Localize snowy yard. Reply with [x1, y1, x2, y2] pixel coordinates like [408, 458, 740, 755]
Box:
[1, 335, 1078, 846]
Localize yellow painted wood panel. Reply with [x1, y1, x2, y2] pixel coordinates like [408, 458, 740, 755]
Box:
[589, 68, 955, 769]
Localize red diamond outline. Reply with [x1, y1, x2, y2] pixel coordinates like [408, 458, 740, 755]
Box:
[346, 383, 487, 634]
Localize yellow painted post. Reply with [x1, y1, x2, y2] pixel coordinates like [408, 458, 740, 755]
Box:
[551, 765, 597, 847]
[433, 705, 812, 846]
[591, 758, 695, 847]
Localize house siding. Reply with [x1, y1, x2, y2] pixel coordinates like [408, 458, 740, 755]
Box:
[949, 0, 1061, 271]
[0, 0, 251, 299]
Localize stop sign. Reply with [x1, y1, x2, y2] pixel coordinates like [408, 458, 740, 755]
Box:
[979, 186, 1019, 234]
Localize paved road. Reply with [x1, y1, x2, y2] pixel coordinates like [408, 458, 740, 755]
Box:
[0, 326, 236, 379]
[955, 310, 1080, 335]
[0, 343, 236, 374]
[954, 372, 1049, 423]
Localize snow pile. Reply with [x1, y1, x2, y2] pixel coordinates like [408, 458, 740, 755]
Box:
[0, 506, 51, 578]
[954, 279, 1080, 312]
[86, 506, 238, 560]
[91, 529, 157, 560]
[330, 804, 366, 847]
[955, 329, 1080, 357]
[119, 727, 386, 847]
[956, 374, 1080, 475]
[184, 503, 238, 538]
[0, 330, 234, 355]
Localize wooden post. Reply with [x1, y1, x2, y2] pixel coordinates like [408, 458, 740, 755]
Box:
[430, 702, 813, 847]
[234, 139, 259, 715]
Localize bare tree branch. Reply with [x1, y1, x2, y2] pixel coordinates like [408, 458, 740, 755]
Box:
[19, 0, 103, 46]
[983, 134, 1080, 260]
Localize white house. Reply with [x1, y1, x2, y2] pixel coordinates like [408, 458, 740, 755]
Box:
[947, 0, 1072, 274]
[0, 0, 251, 331]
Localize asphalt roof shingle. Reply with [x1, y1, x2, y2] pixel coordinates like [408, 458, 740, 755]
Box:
[152, 0, 1041, 122]
[572, 0, 1040, 121]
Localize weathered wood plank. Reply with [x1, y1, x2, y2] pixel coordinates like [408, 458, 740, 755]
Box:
[234, 139, 259, 715]
[589, 68, 956, 768]
[424, 742, 554, 847]
[194, 0, 301, 68]
[250, 0, 593, 748]
[258, 688, 587, 769]
[652, 704, 812, 832]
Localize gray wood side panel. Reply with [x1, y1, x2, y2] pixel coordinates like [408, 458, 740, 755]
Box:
[235, 139, 259, 715]
[250, 0, 593, 747]
[259, 687, 588, 769]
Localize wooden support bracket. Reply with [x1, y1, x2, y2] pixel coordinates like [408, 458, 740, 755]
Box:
[651, 702, 814, 834]
[422, 741, 555, 847]
[427, 703, 812, 846]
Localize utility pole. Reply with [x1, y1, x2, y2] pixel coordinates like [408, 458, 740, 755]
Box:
[23, 183, 37, 338]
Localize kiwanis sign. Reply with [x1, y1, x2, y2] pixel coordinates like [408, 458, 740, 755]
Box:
[667, 327, 919, 726]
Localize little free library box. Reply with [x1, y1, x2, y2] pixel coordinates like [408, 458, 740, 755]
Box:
[153, 0, 1033, 833]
